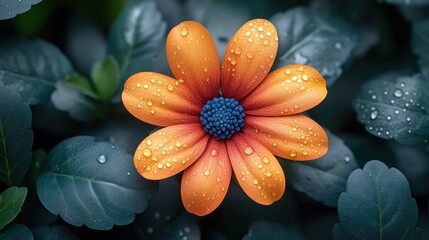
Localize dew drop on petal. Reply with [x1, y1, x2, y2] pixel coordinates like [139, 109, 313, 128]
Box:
[244, 146, 254, 155]
[180, 27, 188, 36]
[253, 179, 259, 185]
[204, 170, 210, 176]
[157, 162, 164, 169]
[210, 149, 218, 157]
[143, 148, 152, 157]
[393, 89, 403, 98]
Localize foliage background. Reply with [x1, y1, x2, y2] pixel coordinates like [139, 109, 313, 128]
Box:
[0, 0, 429, 239]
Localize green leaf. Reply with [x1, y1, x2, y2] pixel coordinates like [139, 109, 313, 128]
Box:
[65, 74, 98, 99]
[0, 0, 42, 20]
[0, 83, 33, 185]
[0, 38, 73, 105]
[32, 225, 79, 240]
[158, 214, 200, 240]
[36, 136, 158, 230]
[380, 0, 429, 6]
[243, 221, 305, 240]
[108, 0, 166, 81]
[0, 224, 33, 240]
[0, 187, 27, 230]
[283, 130, 358, 207]
[91, 56, 120, 100]
[353, 73, 429, 149]
[51, 81, 102, 122]
[333, 160, 420, 240]
[412, 19, 429, 81]
[270, 7, 361, 86]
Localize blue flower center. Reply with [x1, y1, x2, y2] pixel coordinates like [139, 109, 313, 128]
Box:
[200, 97, 245, 140]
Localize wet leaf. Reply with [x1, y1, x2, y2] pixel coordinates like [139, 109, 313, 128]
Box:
[284, 130, 358, 207]
[0, 38, 73, 105]
[243, 221, 305, 240]
[333, 160, 420, 240]
[108, 0, 166, 82]
[0, 83, 33, 185]
[353, 73, 429, 149]
[0, 187, 27, 230]
[0, 224, 33, 240]
[0, 0, 42, 20]
[37, 136, 158, 230]
[412, 18, 429, 81]
[158, 214, 200, 240]
[271, 7, 360, 86]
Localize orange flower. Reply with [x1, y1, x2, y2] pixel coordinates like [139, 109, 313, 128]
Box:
[122, 19, 328, 216]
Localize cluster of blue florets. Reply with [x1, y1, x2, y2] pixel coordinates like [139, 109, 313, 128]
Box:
[200, 97, 245, 140]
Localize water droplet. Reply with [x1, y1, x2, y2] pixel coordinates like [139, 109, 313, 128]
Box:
[289, 151, 297, 157]
[157, 162, 164, 169]
[344, 156, 351, 162]
[370, 110, 378, 120]
[253, 179, 259, 185]
[97, 154, 106, 163]
[180, 27, 188, 36]
[334, 42, 343, 50]
[262, 156, 270, 164]
[284, 68, 291, 74]
[143, 148, 152, 157]
[246, 53, 253, 59]
[257, 26, 264, 32]
[302, 74, 308, 81]
[406, 116, 411, 122]
[234, 47, 242, 54]
[244, 146, 254, 155]
[210, 149, 218, 157]
[263, 39, 269, 46]
[127, 172, 131, 176]
[136, 83, 141, 88]
[204, 170, 210, 176]
[143, 84, 149, 89]
[393, 89, 403, 98]
[147, 100, 153, 106]
[175, 141, 182, 147]
[248, 38, 253, 43]
[167, 84, 174, 91]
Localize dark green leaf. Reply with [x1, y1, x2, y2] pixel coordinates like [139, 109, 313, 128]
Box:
[32, 225, 79, 240]
[243, 221, 305, 240]
[0, 83, 33, 185]
[334, 160, 420, 240]
[284, 130, 358, 207]
[0, 187, 27, 230]
[65, 74, 98, 99]
[0, 0, 42, 20]
[0, 224, 33, 240]
[353, 73, 429, 149]
[380, 0, 429, 6]
[271, 7, 361, 86]
[91, 56, 120, 100]
[51, 81, 102, 122]
[36, 136, 158, 230]
[108, 0, 166, 81]
[0, 38, 73, 105]
[412, 19, 429, 81]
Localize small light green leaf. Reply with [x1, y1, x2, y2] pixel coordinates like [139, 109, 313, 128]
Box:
[333, 160, 420, 240]
[243, 221, 305, 240]
[108, 0, 166, 81]
[284, 130, 358, 207]
[65, 74, 98, 99]
[0, 0, 42, 20]
[271, 7, 360, 86]
[0, 38, 73, 105]
[37, 136, 158, 230]
[91, 56, 120, 101]
[0, 187, 27, 230]
[0, 83, 33, 185]
[32, 225, 79, 240]
[353, 73, 429, 148]
[412, 19, 429, 81]
[51, 81, 102, 122]
[380, 0, 429, 6]
[0, 224, 33, 240]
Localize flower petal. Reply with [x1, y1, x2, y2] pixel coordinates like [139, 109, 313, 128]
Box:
[122, 72, 201, 126]
[134, 124, 209, 180]
[181, 137, 231, 216]
[166, 21, 221, 105]
[226, 133, 285, 205]
[241, 64, 327, 116]
[243, 114, 328, 160]
[221, 19, 278, 100]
